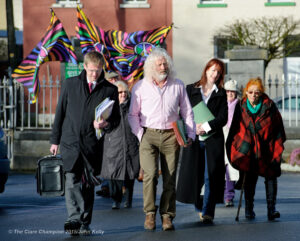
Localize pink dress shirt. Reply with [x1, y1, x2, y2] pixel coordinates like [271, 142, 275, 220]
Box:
[128, 77, 196, 142]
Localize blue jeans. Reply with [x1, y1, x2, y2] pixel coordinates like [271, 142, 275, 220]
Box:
[195, 142, 216, 218]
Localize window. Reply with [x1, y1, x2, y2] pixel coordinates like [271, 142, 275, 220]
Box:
[120, 0, 150, 8]
[285, 35, 300, 57]
[0, 38, 8, 62]
[268, 0, 292, 2]
[265, 0, 295, 6]
[123, 0, 148, 2]
[214, 36, 240, 59]
[201, 0, 224, 3]
[52, 0, 82, 8]
[198, 0, 227, 8]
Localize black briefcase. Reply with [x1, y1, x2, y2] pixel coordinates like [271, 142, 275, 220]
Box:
[36, 155, 65, 197]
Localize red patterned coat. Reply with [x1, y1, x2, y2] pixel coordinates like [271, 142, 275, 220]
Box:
[226, 93, 286, 178]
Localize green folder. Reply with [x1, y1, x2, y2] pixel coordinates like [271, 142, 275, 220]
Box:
[192, 101, 215, 140]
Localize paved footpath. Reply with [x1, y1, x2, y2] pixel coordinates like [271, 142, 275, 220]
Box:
[0, 171, 300, 241]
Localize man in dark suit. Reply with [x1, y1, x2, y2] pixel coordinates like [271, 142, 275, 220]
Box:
[50, 51, 120, 236]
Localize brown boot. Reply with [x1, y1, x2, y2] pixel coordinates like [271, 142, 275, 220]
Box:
[144, 213, 156, 230]
[161, 215, 174, 231]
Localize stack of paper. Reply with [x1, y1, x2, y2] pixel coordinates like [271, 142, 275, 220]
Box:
[95, 98, 115, 139]
[192, 101, 215, 141]
[172, 120, 188, 146]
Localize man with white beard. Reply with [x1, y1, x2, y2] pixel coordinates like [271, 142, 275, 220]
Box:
[128, 47, 195, 231]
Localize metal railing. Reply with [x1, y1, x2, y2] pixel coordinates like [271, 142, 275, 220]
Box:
[266, 74, 299, 127]
[0, 73, 299, 162]
[1, 74, 299, 130]
[0, 76, 15, 160]
[14, 75, 61, 130]
[0, 75, 61, 161]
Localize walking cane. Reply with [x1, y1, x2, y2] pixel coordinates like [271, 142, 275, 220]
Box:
[235, 173, 246, 222]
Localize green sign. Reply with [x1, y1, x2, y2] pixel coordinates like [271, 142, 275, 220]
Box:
[65, 62, 84, 79]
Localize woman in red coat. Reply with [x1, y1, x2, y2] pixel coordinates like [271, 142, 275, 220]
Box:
[226, 77, 286, 221]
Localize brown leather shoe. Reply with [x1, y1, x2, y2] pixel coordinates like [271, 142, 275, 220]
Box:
[161, 215, 174, 231]
[144, 213, 156, 230]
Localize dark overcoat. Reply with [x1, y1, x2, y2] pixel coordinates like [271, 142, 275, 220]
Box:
[176, 83, 227, 205]
[50, 70, 120, 175]
[100, 98, 140, 180]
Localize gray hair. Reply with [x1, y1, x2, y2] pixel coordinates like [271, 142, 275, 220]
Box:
[143, 47, 175, 80]
[114, 80, 129, 92]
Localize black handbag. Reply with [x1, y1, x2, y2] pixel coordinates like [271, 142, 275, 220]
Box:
[36, 155, 65, 197]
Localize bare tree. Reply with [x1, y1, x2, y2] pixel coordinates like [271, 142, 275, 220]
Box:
[217, 16, 300, 68]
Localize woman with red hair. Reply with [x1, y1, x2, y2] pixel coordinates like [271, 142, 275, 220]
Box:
[226, 77, 286, 221]
[177, 58, 228, 224]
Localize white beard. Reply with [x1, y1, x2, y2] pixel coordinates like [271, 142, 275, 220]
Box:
[154, 72, 168, 82]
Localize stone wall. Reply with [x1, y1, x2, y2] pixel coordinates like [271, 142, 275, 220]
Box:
[10, 128, 300, 172]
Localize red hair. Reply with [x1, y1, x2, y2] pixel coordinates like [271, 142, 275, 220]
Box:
[242, 77, 265, 98]
[195, 58, 225, 88]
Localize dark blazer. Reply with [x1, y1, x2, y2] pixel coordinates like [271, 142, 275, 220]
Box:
[50, 70, 120, 175]
[177, 83, 227, 205]
[101, 98, 140, 180]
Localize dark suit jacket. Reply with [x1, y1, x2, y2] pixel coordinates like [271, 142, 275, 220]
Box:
[50, 70, 120, 175]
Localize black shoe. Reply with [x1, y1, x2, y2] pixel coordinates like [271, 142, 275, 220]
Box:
[96, 187, 110, 197]
[268, 210, 280, 221]
[79, 224, 92, 236]
[245, 211, 256, 220]
[201, 215, 214, 224]
[64, 220, 81, 236]
[245, 200, 256, 220]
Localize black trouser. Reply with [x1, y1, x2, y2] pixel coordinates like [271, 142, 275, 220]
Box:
[243, 172, 258, 202]
[65, 158, 95, 225]
[243, 172, 277, 201]
[109, 179, 134, 203]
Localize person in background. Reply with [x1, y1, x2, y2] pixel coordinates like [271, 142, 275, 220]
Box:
[176, 58, 227, 224]
[223, 79, 240, 207]
[95, 183, 110, 197]
[50, 51, 120, 236]
[129, 47, 195, 231]
[100, 80, 140, 209]
[226, 77, 286, 221]
[105, 71, 119, 84]
[96, 70, 120, 197]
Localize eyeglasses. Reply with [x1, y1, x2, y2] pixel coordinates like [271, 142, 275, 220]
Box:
[118, 91, 127, 94]
[247, 91, 261, 95]
[86, 69, 101, 74]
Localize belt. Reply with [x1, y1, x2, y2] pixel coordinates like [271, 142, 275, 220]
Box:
[144, 127, 174, 133]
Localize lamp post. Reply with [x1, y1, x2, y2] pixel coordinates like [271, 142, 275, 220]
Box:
[6, 0, 17, 73]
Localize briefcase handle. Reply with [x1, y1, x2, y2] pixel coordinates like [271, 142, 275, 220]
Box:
[44, 154, 62, 159]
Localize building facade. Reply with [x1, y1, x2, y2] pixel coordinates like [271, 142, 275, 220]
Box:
[22, 0, 172, 82]
[173, 0, 300, 85]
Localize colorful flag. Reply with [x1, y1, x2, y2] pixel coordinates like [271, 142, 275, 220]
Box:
[76, 6, 172, 85]
[12, 9, 77, 104]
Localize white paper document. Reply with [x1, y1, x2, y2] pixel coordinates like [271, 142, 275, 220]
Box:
[95, 98, 115, 139]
